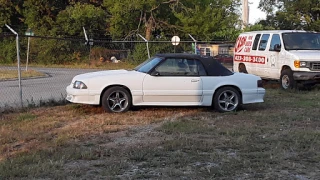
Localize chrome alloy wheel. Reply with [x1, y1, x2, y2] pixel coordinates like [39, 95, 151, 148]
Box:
[217, 90, 239, 112]
[107, 90, 129, 112]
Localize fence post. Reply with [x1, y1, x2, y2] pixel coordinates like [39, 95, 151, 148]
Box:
[5, 24, 23, 107]
[189, 34, 197, 54]
[25, 28, 34, 71]
[137, 34, 150, 58]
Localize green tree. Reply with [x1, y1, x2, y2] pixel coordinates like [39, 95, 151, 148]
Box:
[103, 0, 180, 40]
[56, 2, 107, 37]
[259, 0, 320, 31]
[103, 0, 241, 41]
[22, 0, 71, 35]
[244, 20, 275, 32]
[173, 0, 241, 41]
[0, 0, 13, 28]
[0, 0, 24, 32]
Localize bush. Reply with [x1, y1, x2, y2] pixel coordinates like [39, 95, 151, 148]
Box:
[0, 37, 17, 64]
[27, 38, 88, 65]
[128, 43, 149, 64]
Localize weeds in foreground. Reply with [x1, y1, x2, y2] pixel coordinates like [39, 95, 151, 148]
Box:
[0, 89, 319, 179]
[1, 94, 68, 115]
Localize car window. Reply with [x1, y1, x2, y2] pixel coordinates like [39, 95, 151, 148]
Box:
[252, 34, 261, 50]
[258, 34, 270, 51]
[155, 58, 206, 76]
[195, 60, 207, 76]
[135, 57, 162, 73]
[269, 34, 281, 51]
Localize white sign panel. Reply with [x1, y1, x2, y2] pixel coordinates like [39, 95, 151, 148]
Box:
[171, 36, 180, 46]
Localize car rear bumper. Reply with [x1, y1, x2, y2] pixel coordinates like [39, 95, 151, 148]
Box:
[66, 85, 100, 105]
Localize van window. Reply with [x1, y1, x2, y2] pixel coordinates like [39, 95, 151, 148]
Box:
[258, 34, 270, 51]
[252, 34, 261, 50]
[269, 34, 281, 51]
[282, 32, 320, 50]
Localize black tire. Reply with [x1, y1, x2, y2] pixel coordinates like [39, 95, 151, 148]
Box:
[280, 69, 296, 90]
[238, 64, 248, 73]
[101, 86, 131, 113]
[213, 87, 241, 112]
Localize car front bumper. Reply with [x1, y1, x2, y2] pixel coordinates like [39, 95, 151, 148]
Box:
[66, 85, 100, 105]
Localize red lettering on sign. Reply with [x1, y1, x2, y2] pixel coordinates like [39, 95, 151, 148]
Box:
[235, 36, 247, 53]
[244, 47, 251, 52]
[245, 41, 252, 46]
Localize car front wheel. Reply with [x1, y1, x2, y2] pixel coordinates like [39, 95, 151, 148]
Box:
[213, 87, 240, 112]
[101, 86, 131, 113]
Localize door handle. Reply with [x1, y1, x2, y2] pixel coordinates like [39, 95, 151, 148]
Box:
[191, 79, 199, 82]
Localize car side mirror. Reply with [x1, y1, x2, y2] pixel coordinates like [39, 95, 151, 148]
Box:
[274, 44, 281, 52]
[150, 71, 160, 76]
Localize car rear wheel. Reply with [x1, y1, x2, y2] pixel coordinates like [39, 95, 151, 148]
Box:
[280, 69, 296, 90]
[213, 87, 240, 112]
[101, 86, 131, 113]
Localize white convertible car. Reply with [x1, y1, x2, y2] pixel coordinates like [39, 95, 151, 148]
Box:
[66, 53, 265, 113]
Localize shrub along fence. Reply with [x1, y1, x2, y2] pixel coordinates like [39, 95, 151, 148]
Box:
[0, 32, 234, 112]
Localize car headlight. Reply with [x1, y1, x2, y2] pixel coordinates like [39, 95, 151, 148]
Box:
[73, 81, 87, 89]
[294, 60, 307, 68]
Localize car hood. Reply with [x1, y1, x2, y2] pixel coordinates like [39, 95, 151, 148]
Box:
[289, 50, 320, 60]
[73, 69, 136, 80]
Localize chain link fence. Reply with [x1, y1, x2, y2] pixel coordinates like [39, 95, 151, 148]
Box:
[0, 33, 234, 112]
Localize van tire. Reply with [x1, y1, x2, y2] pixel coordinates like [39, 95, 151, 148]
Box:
[280, 69, 296, 90]
[238, 64, 248, 73]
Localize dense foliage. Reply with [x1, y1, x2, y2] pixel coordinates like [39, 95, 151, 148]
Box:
[0, 0, 319, 64]
[257, 0, 320, 31]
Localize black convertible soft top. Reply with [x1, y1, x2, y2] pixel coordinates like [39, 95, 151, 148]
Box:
[155, 53, 233, 76]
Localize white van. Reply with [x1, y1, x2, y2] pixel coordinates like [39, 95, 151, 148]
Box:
[233, 30, 320, 89]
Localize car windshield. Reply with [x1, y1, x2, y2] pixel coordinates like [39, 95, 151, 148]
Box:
[134, 57, 162, 73]
[282, 32, 320, 50]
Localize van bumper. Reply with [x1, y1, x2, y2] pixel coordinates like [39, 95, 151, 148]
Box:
[293, 71, 320, 82]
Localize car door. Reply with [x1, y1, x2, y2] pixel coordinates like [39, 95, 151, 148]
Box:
[142, 58, 203, 105]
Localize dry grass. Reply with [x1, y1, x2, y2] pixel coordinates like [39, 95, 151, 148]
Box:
[23, 61, 136, 70]
[0, 69, 46, 80]
[0, 87, 320, 179]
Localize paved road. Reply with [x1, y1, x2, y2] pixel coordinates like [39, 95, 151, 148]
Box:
[0, 67, 97, 110]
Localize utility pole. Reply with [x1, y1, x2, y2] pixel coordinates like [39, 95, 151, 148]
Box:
[242, 0, 249, 29]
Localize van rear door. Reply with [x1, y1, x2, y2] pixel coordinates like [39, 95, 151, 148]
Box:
[255, 34, 270, 78]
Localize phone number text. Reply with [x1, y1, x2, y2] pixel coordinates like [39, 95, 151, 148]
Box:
[234, 55, 265, 64]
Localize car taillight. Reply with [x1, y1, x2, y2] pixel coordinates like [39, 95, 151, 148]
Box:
[257, 80, 264, 88]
